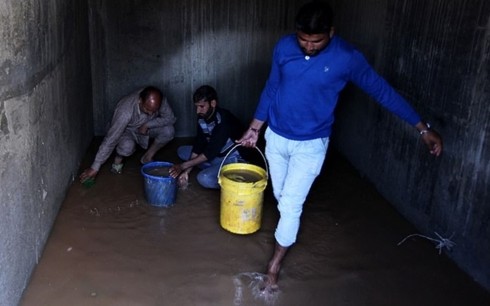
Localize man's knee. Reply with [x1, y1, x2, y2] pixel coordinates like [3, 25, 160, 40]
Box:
[152, 125, 175, 144]
[116, 139, 136, 157]
[197, 170, 220, 189]
[177, 146, 193, 161]
[278, 200, 304, 219]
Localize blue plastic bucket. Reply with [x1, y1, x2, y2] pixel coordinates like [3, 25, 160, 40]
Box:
[141, 161, 177, 207]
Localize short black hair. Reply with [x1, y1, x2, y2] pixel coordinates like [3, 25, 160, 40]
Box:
[193, 85, 218, 103]
[295, 1, 334, 34]
[140, 86, 163, 101]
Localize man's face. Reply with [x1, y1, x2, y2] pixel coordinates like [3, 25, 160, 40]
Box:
[194, 99, 216, 119]
[296, 30, 332, 56]
[140, 93, 161, 115]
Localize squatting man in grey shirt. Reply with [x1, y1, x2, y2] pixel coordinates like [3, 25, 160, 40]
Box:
[79, 86, 176, 183]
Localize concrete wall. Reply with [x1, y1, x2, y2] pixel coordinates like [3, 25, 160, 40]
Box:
[0, 0, 93, 305]
[331, 0, 490, 289]
[88, 0, 302, 136]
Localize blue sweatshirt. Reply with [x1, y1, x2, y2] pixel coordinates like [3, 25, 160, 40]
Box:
[254, 34, 421, 140]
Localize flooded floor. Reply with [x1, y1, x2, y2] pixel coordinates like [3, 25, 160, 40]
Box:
[20, 138, 489, 306]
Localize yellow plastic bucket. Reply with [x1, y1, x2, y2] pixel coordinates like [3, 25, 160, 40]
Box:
[218, 145, 268, 234]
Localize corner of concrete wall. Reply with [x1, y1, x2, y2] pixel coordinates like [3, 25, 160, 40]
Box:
[89, 0, 299, 138]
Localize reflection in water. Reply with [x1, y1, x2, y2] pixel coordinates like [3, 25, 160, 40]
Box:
[233, 272, 280, 306]
[86, 199, 142, 217]
[145, 166, 171, 177]
[224, 170, 263, 183]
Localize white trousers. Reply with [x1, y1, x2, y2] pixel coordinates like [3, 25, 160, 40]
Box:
[264, 128, 329, 247]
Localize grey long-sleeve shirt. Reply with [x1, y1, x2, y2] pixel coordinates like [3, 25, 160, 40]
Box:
[91, 89, 176, 171]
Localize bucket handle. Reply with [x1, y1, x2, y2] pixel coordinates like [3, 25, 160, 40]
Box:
[217, 143, 269, 182]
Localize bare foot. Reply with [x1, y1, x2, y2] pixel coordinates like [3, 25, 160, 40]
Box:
[260, 261, 280, 293]
[260, 280, 279, 294]
[260, 242, 288, 292]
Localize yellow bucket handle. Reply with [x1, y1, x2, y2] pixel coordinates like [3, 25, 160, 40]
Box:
[217, 144, 269, 184]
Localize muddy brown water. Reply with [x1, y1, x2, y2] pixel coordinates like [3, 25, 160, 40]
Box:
[145, 166, 171, 177]
[223, 169, 264, 183]
[20, 138, 489, 306]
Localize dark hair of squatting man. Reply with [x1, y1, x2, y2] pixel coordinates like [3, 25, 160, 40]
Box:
[193, 85, 218, 103]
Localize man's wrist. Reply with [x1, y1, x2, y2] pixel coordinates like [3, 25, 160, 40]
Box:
[418, 122, 431, 136]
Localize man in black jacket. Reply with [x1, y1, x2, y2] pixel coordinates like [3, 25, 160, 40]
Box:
[169, 85, 245, 189]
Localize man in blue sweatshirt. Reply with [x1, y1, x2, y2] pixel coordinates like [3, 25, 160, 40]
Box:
[237, 1, 443, 292]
